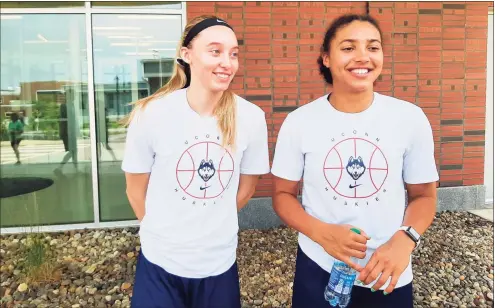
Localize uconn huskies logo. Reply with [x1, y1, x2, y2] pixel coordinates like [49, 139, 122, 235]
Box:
[346, 156, 366, 181]
[176, 136, 234, 204]
[323, 132, 389, 204]
[198, 159, 215, 188]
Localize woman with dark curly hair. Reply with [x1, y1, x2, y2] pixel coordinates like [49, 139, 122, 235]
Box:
[271, 14, 439, 308]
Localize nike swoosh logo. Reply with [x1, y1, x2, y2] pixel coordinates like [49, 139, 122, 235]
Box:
[217, 19, 225, 23]
[200, 186, 210, 190]
[349, 184, 362, 189]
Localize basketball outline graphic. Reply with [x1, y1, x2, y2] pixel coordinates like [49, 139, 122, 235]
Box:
[323, 137, 388, 199]
[176, 141, 234, 199]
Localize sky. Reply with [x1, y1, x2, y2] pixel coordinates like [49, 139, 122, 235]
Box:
[1, 13, 182, 92]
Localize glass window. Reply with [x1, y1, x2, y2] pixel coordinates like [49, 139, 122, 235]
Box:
[92, 14, 182, 221]
[0, 14, 93, 227]
[91, 2, 182, 9]
[0, 2, 84, 8]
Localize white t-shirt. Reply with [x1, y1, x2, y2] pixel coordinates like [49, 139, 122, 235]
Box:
[271, 92, 439, 289]
[122, 88, 270, 278]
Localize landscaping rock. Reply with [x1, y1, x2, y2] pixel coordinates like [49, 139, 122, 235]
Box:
[0, 211, 492, 307]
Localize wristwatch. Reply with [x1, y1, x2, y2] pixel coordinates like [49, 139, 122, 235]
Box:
[399, 226, 421, 249]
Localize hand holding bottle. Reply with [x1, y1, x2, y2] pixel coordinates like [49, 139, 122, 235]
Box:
[313, 223, 370, 272]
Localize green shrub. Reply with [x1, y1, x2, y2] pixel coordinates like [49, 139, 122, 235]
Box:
[18, 233, 60, 284]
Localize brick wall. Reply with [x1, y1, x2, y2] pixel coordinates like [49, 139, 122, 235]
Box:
[186, 1, 491, 197]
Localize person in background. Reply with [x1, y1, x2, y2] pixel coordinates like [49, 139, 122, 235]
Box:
[271, 14, 438, 308]
[122, 15, 270, 308]
[8, 112, 24, 165]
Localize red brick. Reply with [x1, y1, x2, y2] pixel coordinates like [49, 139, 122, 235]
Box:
[419, 51, 442, 62]
[244, 7, 270, 13]
[465, 135, 485, 142]
[185, 1, 490, 190]
[463, 178, 483, 185]
[216, 6, 243, 13]
[466, 39, 488, 52]
[443, 20, 467, 27]
[419, 31, 442, 39]
[463, 173, 485, 180]
[466, 2, 490, 9]
[443, 9, 466, 15]
[443, 40, 466, 50]
[246, 45, 270, 52]
[394, 50, 419, 62]
[466, 28, 488, 39]
[271, 2, 297, 7]
[243, 19, 271, 26]
[464, 151, 485, 158]
[245, 26, 271, 33]
[443, 14, 465, 20]
[369, 2, 393, 7]
[442, 51, 466, 62]
[466, 51, 488, 63]
[466, 70, 487, 79]
[442, 78, 465, 85]
[443, 84, 465, 92]
[465, 97, 486, 108]
[271, 18, 297, 26]
[443, 28, 466, 40]
[244, 1, 270, 7]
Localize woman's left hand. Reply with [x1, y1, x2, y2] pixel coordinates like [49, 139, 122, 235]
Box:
[356, 231, 416, 294]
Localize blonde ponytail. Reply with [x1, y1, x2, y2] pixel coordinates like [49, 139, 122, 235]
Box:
[123, 15, 237, 150]
[122, 47, 187, 126]
[215, 90, 237, 150]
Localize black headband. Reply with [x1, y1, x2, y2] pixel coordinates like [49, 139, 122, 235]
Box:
[182, 17, 234, 47]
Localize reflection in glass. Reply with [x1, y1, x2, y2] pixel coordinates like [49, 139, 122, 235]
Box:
[92, 14, 182, 221]
[0, 2, 84, 8]
[91, 2, 181, 9]
[0, 14, 93, 227]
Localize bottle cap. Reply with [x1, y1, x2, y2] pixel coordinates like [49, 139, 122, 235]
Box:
[350, 228, 361, 234]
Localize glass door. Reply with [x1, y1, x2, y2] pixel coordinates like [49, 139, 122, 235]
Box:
[91, 13, 183, 221]
[0, 13, 93, 227]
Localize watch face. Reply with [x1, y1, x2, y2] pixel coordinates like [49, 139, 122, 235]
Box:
[409, 227, 420, 240]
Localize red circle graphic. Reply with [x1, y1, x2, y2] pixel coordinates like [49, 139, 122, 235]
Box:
[323, 137, 388, 199]
[176, 141, 234, 199]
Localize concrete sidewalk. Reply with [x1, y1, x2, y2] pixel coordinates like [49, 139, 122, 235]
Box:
[468, 209, 494, 222]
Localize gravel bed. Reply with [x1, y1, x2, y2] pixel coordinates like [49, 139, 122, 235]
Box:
[0, 211, 493, 308]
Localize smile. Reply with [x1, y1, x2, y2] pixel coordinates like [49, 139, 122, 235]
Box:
[347, 68, 373, 78]
[349, 68, 371, 75]
[214, 73, 230, 80]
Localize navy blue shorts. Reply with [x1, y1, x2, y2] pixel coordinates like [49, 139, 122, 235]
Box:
[131, 252, 241, 308]
[292, 246, 413, 308]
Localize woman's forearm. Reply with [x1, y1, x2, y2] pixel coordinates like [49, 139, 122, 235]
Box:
[236, 174, 260, 211]
[124, 173, 150, 222]
[236, 191, 254, 211]
[402, 183, 437, 235]
[401, 196, 436, 236]
[127, 191, 145, 221]
[272, 191, 325, 243]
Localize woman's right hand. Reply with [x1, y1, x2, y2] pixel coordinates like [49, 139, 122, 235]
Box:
[312, 222, 370, 272]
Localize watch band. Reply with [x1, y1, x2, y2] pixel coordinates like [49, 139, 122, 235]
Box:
[399, 226, 420, 248]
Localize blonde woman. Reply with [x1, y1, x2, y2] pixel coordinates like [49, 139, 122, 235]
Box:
[122, 16, 270, 308]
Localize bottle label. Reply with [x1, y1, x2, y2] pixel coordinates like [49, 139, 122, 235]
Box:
[328, 265, 342, 293]
[328, 262, 356, 296]
[341, 273, 356, 295]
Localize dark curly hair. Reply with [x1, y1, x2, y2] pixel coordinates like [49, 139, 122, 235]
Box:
[317, 14, 383, 85]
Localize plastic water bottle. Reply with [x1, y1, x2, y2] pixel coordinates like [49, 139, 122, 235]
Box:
[324, 228, 364, 307]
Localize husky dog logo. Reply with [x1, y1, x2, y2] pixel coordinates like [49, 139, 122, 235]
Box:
[346, 156, 366, 181]
[198, 159, 216, 182]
